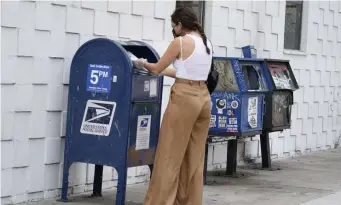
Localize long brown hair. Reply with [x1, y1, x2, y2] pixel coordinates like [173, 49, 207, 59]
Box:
[171, 7, 210, 55]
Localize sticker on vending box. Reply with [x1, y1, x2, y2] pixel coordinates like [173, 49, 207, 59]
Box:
[248, 97, 258, 128]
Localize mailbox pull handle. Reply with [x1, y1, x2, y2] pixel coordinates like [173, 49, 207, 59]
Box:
[133, 68, 150, 76]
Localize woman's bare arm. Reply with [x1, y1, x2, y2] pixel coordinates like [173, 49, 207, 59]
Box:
[160, 67, 176, 78]
[141, 38, 180, 75]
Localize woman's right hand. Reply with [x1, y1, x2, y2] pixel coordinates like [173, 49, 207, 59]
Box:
[132, 58, 147, 69]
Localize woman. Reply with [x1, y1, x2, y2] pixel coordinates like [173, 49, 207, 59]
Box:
[133, 7, 213, 205]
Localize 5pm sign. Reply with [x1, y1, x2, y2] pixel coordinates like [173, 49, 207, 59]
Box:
[86, 64, 112, 94]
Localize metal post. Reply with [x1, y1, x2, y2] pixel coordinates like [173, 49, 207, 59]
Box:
[92, 164, 103, 197]
[260, 132, 272, 168]
[226, 139, 237, 175]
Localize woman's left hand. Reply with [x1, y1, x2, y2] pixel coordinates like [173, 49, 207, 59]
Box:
[132, 58, 147, 69]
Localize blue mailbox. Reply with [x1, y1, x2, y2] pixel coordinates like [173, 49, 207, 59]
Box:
[209, 57, 267, 137]
[60, 38, 164, 205]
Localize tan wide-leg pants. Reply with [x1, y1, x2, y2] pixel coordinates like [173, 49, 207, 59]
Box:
[144, 78, 211, 205]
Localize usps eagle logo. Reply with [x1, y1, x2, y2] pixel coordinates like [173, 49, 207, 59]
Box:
[140, 118, 149, 128]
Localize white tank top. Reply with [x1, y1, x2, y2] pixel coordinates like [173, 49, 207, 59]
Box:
[173, 34, 213, 81]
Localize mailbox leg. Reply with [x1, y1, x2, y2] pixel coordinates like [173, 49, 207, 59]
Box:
[92, 165, 103, 197]
[260, 132, 272, 169]
[60, 163, 71, 202]
[115, 168, 128, 205]
[203, 142, 209, 185]
[226, 139, 237, 176]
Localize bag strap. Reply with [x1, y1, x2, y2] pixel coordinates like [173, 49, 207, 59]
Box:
[207, 39, 214, 72]
[208, 39, 214, 55]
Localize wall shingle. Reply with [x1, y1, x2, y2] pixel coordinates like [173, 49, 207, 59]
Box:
[2, 27, 18, 56]
[142, 17, 164, 41]
[35, 2, 52, 31]
[132, 1, 154, 17]
[1, 169, 13, 197]
[119, 14, 143, 39]
[154, 0, 175, 19]
[1, 1, 19, 28]
[51, 4, 67, 31]
[108, 1, 131, 14]
[1, 56, 17, 84]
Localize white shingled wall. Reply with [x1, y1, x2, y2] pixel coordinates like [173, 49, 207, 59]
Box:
[1, 0, 340, 204]
[204, 0, 341, 170]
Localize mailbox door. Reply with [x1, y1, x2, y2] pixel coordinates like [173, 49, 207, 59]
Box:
[127, 103, 161, 167]
[66, 38, 132, 167]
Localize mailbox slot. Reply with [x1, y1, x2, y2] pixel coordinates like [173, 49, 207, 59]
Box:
[121, 41, 162, 102]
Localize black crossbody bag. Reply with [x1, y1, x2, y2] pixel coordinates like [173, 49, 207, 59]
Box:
[205, 42, 219, 94]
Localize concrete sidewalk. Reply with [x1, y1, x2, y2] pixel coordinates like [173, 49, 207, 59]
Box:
[25, 148, 341, 205]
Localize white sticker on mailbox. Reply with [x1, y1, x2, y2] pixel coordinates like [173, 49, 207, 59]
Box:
[136, 115, 151, 151]
[144, 80, 150, 92]
[80, 100, 116, 136]
[149, 79, 157, 97]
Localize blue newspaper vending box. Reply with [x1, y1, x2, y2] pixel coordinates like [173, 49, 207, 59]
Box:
[209, 57, 267, 137]
[203, 57, 268, 181]
[60, 38, 163, 205]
